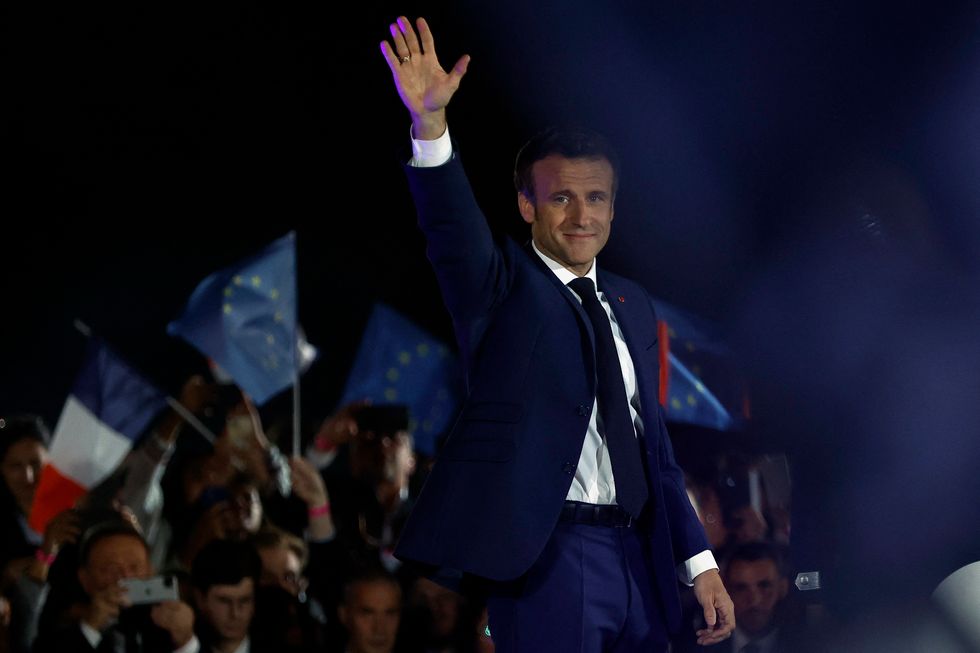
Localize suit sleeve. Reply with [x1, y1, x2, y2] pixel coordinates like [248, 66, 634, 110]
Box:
[403, 155, 516, 356]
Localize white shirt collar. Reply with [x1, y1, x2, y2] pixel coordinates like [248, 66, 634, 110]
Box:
[531, 240, 597, 289]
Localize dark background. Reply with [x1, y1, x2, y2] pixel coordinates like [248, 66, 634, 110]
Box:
[4, 1, 980, 428]
[6, 4, 980, 626]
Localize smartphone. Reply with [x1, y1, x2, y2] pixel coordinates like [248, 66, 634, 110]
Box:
[121, 576, 179, 605]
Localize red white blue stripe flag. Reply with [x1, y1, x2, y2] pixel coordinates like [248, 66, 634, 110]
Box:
[29, 338, 166, 532]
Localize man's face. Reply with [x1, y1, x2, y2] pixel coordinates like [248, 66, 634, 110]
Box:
[1, 438, 46, 515]
[725, 559, 788, 636]
[412, 578, 461, 641]
[198, 578, 255, 645]
[257, 544, 303, 597]
[78, 534, 151, 595]
[340, 580, 401, 653]
[518, 154, 616, 277]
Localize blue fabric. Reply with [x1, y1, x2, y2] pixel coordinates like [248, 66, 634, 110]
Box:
[338, 303, 462, 456]
[486, 520, 669, 652]
[71, 337, 167, 442]
[168, 232, 299, 405]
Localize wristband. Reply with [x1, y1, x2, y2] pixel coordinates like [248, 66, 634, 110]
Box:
[308, 503, 331, 518]
[35, 548, 57, 566]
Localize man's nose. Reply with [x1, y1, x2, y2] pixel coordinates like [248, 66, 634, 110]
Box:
[567, 200, 587, 225]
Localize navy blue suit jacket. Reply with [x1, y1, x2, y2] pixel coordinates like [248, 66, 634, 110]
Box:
[393, 153, 709, 633]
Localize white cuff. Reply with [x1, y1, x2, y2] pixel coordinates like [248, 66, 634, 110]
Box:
[677, 549, 719, 586]
[410, 125, 452, 167]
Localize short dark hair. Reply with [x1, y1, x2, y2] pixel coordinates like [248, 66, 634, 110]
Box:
[341, 567, 402, 606]
[723, 542, 787, 577]
[192, 539, 262, 593]
[513, 127, 620, 201]
[78, 519, 148, 567]
[0, 414, 51, 461]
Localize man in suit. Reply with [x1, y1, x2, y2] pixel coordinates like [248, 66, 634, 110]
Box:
[33, 520, 198, 653]
[379, 16, 734, 652]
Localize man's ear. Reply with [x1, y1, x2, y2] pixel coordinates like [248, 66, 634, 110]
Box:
[518, 192, 535, 225]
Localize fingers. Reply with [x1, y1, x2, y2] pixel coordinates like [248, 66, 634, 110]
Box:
[701, 600, 717, 628]
[396, 16, 422, 56]
[417, 17, 436, 56]
[388, 20, 411, 60]
[696, 597, 735, 645]
[380, 40, 402, 75]
[449, 54, 471, 88]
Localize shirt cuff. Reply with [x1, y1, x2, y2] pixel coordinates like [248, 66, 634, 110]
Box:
[410, 124, 452, 167]
[173, 634, 200, 653]
[79, 622, 103, 649]
[676, 549, 719, 586]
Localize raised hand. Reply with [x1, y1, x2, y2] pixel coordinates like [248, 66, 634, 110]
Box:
[380, 16, 470, 140]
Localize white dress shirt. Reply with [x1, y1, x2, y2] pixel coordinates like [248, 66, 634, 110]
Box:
[410, 126, 717, 584]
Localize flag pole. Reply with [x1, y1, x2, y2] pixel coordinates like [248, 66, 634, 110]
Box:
[292, 235, 302, 457]
[73, 319, 217, 446]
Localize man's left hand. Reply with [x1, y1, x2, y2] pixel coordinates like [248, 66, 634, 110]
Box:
[692, 568, 735, 646]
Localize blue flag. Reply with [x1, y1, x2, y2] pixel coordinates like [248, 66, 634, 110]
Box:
[168, 232, 302, 405]
[653, 299, 743, 431]
[339, 304, 462, 455]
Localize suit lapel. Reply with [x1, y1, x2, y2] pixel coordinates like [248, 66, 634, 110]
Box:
[524, 242, 597, 347]
[597, 270, 658, 417]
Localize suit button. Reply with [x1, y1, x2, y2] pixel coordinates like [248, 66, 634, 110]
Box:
[562, 462, 575, 475]
[577, 404, 590, 416]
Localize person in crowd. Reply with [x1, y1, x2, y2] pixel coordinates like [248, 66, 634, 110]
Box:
[251, 526, 329, 652]
[401, 577, 489, 653]
[676, 542, 792, 653]
[33, 519, 198, 653]
[337, 569, 402, 653]
[191, 539, 261, 653]
[0, 415, 51, 585]
[318, 405, 415, 571]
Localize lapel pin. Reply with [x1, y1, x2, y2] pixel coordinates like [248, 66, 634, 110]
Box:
[618, 296, 625, 303]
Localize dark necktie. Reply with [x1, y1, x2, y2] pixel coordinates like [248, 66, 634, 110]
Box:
[567, 276, 648, 517]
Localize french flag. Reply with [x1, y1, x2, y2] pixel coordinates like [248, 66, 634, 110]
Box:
[29, 338, 167, 532]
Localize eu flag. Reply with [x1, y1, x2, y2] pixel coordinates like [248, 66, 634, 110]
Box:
[168, 232, 300, 405]
[338, 304, 462, 455]
[653, 298, 743, 431]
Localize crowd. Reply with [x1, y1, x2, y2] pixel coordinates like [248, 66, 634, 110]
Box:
[0, 376, 495, 653]
[0, 370, 819, 653]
